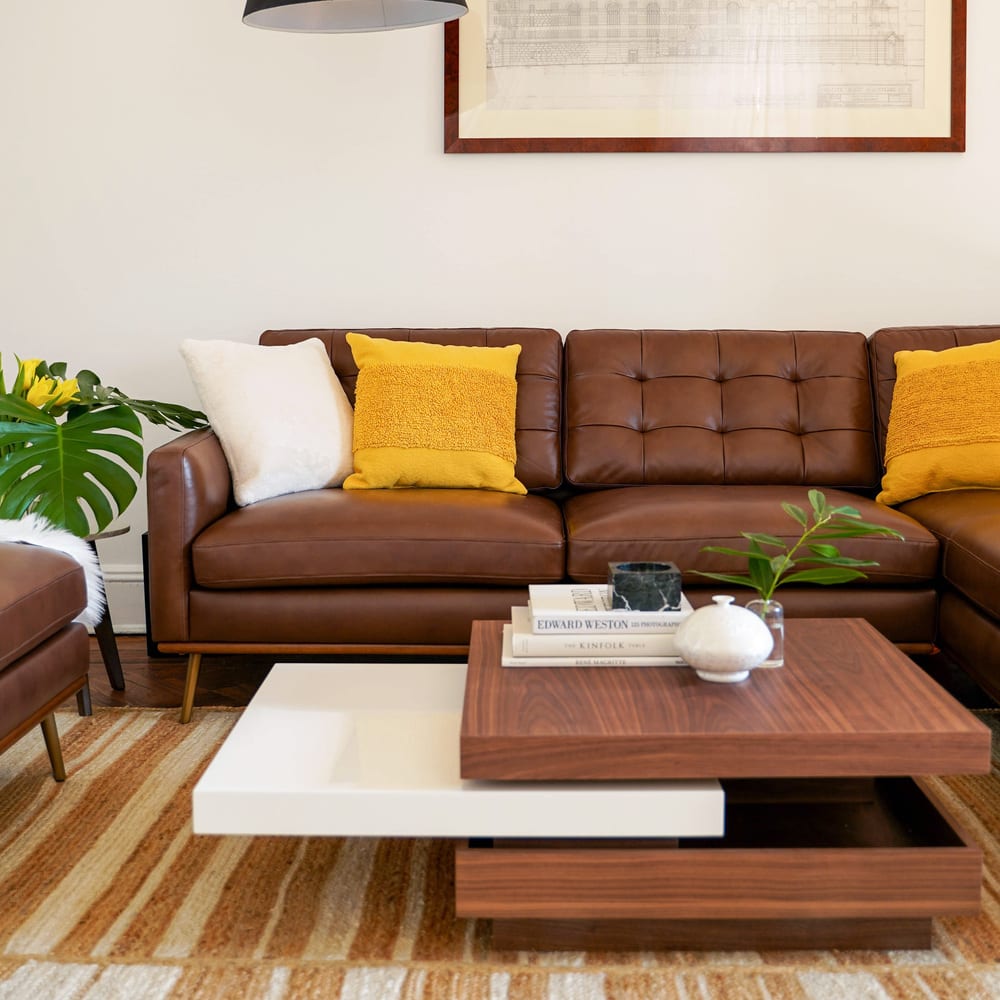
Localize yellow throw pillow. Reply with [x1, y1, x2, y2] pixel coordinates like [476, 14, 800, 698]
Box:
[343, 333, 526, 494]
[878, 340, 1000, 505]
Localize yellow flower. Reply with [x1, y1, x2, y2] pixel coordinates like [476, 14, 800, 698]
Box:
[53, 377, 80, 406]
[26, 375, 80, 409]
[25, 376, 57, 407]
[18, 358, 42, 389]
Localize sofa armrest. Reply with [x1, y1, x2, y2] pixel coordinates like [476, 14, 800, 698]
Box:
[146, 429, 232, 644]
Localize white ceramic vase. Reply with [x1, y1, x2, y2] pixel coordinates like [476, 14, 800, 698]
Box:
[675, 595, 775, 683]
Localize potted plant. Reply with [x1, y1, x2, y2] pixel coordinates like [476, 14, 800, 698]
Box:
[0, 355, 207, 537]
[695, 489, 904, 666]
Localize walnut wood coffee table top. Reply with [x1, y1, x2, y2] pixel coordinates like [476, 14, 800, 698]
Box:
[460, 618, 991, 781]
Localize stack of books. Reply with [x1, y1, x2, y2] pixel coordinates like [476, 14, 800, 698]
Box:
[501, 583, 694, 668]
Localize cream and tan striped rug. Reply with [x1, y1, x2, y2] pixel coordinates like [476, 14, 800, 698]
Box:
[1, 708, 998, 1000]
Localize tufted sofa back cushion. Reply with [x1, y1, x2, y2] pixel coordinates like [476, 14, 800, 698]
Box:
[564, 329, 880, 490]
[259, 328, 564, 491]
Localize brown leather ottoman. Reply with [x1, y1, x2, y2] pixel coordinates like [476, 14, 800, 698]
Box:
[0, 541, 91, 780]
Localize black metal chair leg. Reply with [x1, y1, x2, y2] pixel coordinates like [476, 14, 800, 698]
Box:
[76, 680, 93, 717]
[93, 607, 126, 690]
[86, 538, 126, 691]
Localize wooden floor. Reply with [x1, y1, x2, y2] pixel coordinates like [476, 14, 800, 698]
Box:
[72, 634, 997, 715]
[77, 636, 273, 712]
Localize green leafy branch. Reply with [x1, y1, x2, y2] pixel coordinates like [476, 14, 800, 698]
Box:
[695, 489, 904, 602]
[49, 362, 208, 432]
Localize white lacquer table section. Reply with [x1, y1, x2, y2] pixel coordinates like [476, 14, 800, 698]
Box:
[193, 662, 724, 839]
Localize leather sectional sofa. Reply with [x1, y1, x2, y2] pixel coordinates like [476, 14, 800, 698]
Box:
[146, 325, 1000, 719]
[869, 324, 1000, 709]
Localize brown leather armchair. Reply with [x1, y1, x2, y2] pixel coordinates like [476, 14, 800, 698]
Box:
[0, 542, 91, 780]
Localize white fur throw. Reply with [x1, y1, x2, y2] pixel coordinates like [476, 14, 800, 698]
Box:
[0, 513, 106, 627]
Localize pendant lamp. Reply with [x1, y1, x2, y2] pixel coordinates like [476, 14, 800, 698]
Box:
[243, 0, 467, 32]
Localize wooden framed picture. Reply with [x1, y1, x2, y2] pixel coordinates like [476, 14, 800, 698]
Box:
[444, 0, 966, 153]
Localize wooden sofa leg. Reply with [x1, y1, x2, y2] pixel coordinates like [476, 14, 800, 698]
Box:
[39, 713, 67, 782]
[180, 653, 202, 724]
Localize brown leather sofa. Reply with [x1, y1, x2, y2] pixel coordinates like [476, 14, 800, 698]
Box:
[0, 542, 91, 780]
[146, 325, 999, 719]
[147, 329, 566, 721]
[869, 324, 1000, 707]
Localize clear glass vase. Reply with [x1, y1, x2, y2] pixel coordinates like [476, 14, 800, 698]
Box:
[746, 598, 784, 668]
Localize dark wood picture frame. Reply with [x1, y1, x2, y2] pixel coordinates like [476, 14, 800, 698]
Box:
[444, 0, 966, 153]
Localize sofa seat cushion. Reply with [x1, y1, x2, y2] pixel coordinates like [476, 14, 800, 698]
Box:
[563, 485, 938, 585]
[897, 490, 1000, 620]
[191, 488, 565, 588]
[0, 543, 87, 672]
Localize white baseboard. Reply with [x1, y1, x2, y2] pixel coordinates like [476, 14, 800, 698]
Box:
[102, 563, 147, 634]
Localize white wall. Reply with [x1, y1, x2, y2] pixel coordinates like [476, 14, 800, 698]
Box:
[3, 2, 998, 629]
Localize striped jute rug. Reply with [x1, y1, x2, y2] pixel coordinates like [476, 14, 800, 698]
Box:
[1, 709, 998, 1000]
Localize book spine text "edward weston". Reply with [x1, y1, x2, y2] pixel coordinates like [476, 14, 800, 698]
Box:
[533, 618, 682, 632]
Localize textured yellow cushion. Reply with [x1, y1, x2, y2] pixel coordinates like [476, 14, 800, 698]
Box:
[343, 333, 526, 494]
[878, 340, 1000, 505]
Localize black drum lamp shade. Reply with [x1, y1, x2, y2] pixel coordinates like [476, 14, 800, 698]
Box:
[243, 0, 467, 32]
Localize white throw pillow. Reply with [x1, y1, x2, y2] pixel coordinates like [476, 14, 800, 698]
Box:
[179, 338, 354, 506]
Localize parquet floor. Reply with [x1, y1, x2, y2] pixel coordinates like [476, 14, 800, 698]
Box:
[78, 637, 273, 711]
[71, 635, 996, 715]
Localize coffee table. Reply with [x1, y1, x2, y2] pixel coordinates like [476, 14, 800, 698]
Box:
[458, 617, 991, 951]
[193, 616, 990, 952]
[192, 661, 723, 839]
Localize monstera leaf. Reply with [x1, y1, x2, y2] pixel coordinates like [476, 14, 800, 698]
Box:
[0, 399, 143, 537]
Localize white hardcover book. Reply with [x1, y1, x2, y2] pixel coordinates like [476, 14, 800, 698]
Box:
[527, 583, 693, 634]
[502, 624, 687, 668]
[510, 606, 679, 657]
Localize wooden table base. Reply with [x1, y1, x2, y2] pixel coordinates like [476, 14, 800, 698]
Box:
[455, 778, 982, 951]
[490, 917, 933, 952]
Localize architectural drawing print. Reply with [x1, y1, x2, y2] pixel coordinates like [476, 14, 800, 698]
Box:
[483, 0, 926, 113]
